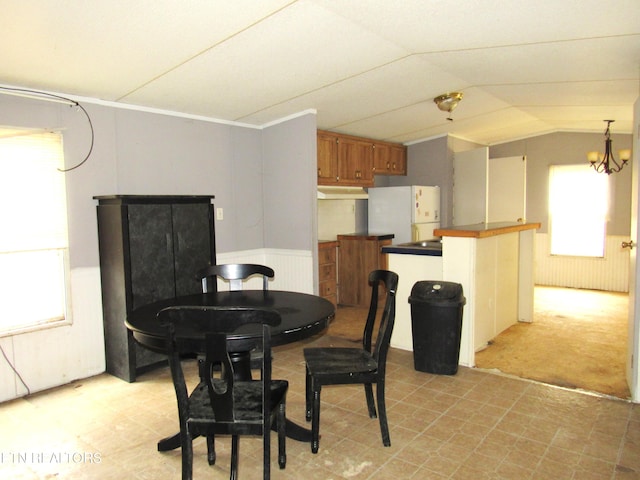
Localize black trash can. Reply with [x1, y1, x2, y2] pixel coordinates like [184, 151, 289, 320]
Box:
[409, 281, 466, 375]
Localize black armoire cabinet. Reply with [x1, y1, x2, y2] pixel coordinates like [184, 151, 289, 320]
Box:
[94, 195, 216, 382]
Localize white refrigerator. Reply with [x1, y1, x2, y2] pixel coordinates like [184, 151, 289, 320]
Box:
[368, 186, 440, 243]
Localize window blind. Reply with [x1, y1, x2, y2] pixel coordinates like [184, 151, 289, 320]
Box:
[549, 164, 609, 258]
[0, 131, 69, 334]
[0, 132, 68, 252]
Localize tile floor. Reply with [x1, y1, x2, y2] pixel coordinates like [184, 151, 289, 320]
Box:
[1, 332, 639, 479]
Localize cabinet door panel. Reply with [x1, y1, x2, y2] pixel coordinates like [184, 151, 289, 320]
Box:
[338, 238, 379, 306]
[128, 204, 175, 309]
[317, 133, 338, 184]
[388, 145, 407, 174]
[172, 203, 213, 296]
[338, 137, 373, 185]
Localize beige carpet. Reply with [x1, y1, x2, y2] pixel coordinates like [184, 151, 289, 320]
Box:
[475, 286, 631, 400]
[331, 286, 631, 400]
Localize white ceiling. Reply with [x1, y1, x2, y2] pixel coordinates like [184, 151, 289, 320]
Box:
[1, 0, 639, 145]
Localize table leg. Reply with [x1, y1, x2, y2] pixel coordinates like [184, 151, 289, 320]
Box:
[283, 419, 312, 442]
[157, 433, 181, 451]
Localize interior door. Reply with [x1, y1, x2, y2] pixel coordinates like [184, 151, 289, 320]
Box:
[453, 147, 488, 225]
[627, 98, 640, 401]
[488, 155, 527, 223]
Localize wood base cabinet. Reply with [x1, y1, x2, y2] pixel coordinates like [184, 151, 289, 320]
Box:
[337, 234, 392, 307]
[318, 241, 338, 307]
[94, 195, 216, 382]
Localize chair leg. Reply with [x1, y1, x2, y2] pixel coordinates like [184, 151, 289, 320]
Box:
[311, 388, 321, 453]
[305, 367, 312, 421]
[364, 383, 377, 418]
[277, 403, 287, 469]
[230, 435, 239, 480]
[263, 419, 271, 480]
[206, 434, 216, 465]
[376, 381, 391, 447]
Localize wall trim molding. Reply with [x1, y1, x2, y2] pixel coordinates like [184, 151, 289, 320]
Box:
[0, 83, 315, 131]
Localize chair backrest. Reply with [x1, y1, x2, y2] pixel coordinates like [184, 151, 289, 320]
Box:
[159, 306, 281, 424]
[198, 264, 275, 292]
[363, 270, 398, 372]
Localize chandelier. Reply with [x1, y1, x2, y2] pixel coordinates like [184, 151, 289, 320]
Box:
[587, 120, 631, 175]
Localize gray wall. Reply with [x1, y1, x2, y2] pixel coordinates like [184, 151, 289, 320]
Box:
[0, 94, 317, 271]
[490, 132, 633, 235]
[263, 113, 318, 251]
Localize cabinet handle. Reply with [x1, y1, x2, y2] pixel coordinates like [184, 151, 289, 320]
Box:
[318, 168, 322, 176]
[386, 162, 390, 169]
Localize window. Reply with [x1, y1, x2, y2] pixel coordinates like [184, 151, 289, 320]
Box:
[0, 131, 70, 336]
[548, 164, 609, 257]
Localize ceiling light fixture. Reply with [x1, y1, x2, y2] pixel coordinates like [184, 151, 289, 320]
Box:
[587, 120, 631, 175]
[434, 92, 463, 121]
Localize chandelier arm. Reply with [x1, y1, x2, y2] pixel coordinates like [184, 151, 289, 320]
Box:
[590, 119, 627, 175]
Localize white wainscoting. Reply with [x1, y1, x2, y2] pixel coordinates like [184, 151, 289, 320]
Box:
[0, 267, 105, 403]
[0, 249, 314, 403]
[535, 233, 629, 292]
[216, 248, 314, 293]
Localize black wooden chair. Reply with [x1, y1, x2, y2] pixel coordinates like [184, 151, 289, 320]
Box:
[159, 306, 288, 480]
[303, 269, 399, 453]
[197, 264, 276, 463]
[198, 264, 275, 293]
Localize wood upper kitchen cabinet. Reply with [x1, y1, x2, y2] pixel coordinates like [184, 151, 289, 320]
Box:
[373, 141, 407, 175]
[317, 130, 374, 186]
[317, 130, 339, 184]
[94, 195, 216, 382]
[337, 135, 374, 186]
[318, 241, 338, 307]
[317, 130, 406, 185]
[337, 234, 392, 307]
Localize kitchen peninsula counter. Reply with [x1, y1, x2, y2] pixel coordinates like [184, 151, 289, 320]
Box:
[387, 221, 539, 369]
[435, 221, 541, 238]
[439, 221, 539, 367]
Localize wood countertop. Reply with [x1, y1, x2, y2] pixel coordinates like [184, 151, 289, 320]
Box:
[434, 222, 541, 238]
[337, 232, 395, 241]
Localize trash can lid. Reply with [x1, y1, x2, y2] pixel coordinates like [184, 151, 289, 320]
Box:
[408, 281, 466, 306]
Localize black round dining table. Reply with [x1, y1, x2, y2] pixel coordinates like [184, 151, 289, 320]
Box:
[125, 289, 335, 449]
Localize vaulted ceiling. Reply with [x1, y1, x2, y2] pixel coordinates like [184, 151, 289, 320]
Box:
[1, 0, 639, 145]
